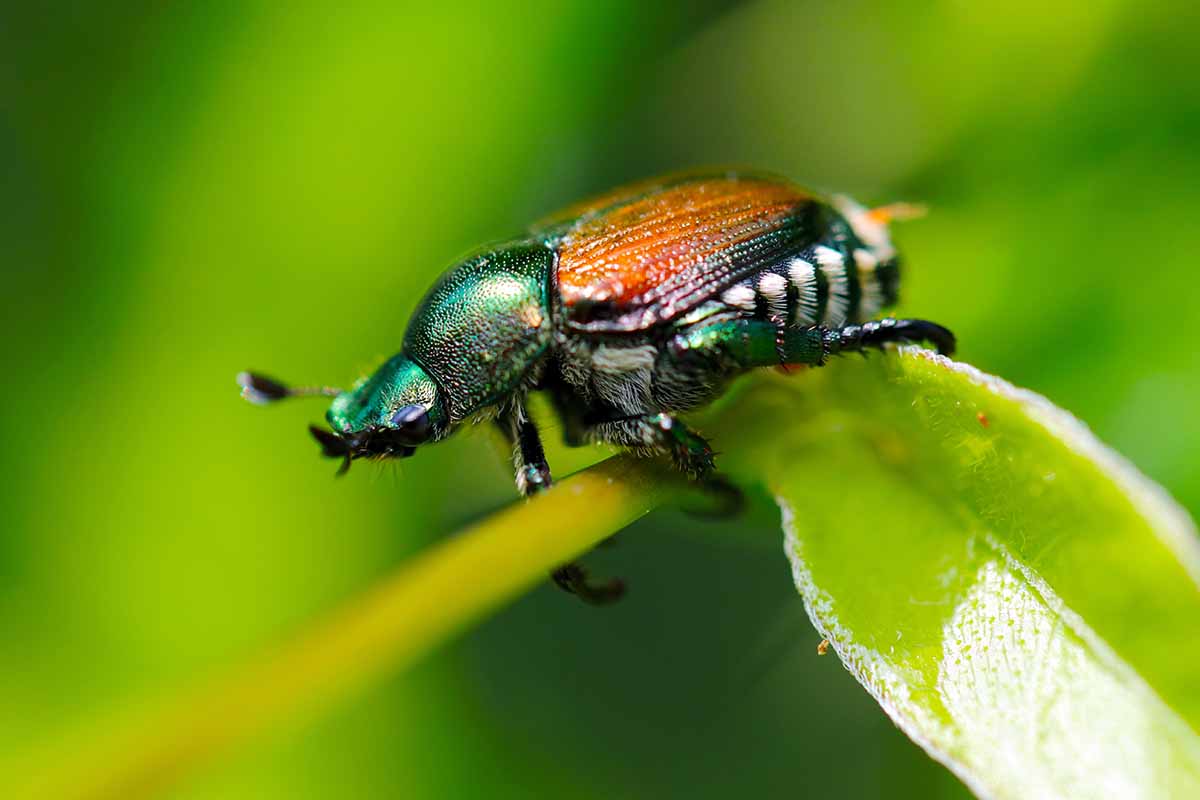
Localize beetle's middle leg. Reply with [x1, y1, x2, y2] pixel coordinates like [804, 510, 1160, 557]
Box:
[576, 408, 744, 518]
[584, 411, 716, 478]
[496, 402, 625, 605]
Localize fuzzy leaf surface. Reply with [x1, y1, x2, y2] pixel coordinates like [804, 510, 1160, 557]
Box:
[707, 349, 1200, 799]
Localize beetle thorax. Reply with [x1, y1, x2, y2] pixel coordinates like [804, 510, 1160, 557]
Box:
[401, 242, 556, 422]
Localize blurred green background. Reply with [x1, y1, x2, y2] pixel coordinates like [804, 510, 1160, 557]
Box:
[2, 1, 1198, 797]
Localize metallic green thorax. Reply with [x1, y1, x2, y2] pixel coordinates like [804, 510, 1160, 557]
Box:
[326, 242, 554, 435]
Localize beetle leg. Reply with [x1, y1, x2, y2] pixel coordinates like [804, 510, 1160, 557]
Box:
[671, 317, 955, 370]
[586, 412, 716, 478]
[550, 564, 626, 605]
[827, 318, 956, 358]
[497, 402, 625, 605]
[573, 403, 744, 513]
[773, 319, 791, 372]
[648, 413, 716, 477]
[496, 402, 553, 495]
[510, 414, 553, 496]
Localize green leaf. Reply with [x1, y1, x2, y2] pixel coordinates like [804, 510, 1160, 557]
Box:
[707, 348, 1200, 799]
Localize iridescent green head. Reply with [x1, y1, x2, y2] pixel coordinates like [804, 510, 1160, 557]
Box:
[303, 354, 447, 468]
[238, 241, 554, 473]
[325, 355, 441, 436]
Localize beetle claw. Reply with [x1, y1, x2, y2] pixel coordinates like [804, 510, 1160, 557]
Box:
[551, 563, 626, 605]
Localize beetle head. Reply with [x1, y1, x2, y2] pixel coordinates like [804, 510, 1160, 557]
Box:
[315, 354, 447, 473]
[236, 354, 446, 475]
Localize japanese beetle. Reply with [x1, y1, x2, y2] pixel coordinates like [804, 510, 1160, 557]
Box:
[240, 170, 954, 602]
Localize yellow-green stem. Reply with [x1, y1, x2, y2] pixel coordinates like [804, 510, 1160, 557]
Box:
[16, 456, 688, 800]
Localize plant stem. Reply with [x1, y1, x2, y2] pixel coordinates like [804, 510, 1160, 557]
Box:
[19, 456, 690, 800]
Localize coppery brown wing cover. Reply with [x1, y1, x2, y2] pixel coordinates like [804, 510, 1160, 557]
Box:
[539, 172, 822, 333]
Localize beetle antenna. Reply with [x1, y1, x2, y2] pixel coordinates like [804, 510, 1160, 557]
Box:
[237, 371, 343, 405]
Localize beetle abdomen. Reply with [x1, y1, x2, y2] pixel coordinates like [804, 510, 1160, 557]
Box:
[719, 242, 896, 329]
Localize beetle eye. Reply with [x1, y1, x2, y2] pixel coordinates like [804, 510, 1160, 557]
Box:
[389, 404, 432, 445]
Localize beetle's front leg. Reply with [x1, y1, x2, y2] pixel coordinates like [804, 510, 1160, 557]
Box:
[497, 403, 625, 605]
[497, 404, 552, 496]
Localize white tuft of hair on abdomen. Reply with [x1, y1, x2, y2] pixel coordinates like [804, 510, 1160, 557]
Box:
[757, 272, 789, 321]
[815, 246, 850, 327]
[788, 257, 819, 325]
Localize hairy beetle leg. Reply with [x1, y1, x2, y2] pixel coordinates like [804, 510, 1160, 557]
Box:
[518, 462, 552, 495]
[586, 412, 716, 478]
[649, 413, 716, 478]
[498, 405, 626, 605]
[498, 406, 554, 497]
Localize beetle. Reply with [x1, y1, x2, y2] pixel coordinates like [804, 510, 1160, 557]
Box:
[239, 170, 955, 603]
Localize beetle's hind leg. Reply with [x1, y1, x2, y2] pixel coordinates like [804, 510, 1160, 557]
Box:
[672, 316, 955, 372]
[497, 403, 625, 605]
[830, 318, 956, 358]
